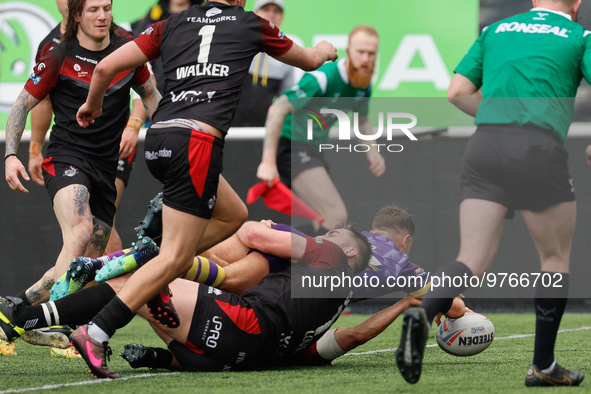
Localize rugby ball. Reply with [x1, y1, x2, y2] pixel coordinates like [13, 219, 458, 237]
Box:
[436, 312, 495, 356]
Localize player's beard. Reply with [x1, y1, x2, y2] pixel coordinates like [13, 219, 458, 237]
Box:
[346, 58, 374, 89]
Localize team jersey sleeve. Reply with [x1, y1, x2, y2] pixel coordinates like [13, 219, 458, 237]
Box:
[284, 71, 325, 109]
[298, 237, 348, 269]
[134, 20, 167, 61]
[581, 30, 591, 84]
[454, 29, 485, 88]
[256, 15, 293, 57]
[24, 49, 61, 101]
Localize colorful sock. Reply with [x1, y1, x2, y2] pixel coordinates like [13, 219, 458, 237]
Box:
[14, 283, 116, 330]
[98, 248, 132, 264]
[180, 256, 225, 287]
[533, 272, 569, 370]
[422, 261, 473, 324]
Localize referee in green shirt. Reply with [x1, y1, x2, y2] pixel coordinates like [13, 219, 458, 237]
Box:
[396, 0, 586, 387]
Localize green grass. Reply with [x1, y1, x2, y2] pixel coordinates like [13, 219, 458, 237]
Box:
[1, 313, 591, 393]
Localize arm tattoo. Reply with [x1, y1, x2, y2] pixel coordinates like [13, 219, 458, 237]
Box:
[5, 90, 41, 155]
[73, 186, 92, 222]
[133, 77, 161, 120]
[89, 218, 111, 254]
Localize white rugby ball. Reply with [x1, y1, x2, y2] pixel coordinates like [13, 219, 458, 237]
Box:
[436, 312, 495, 356]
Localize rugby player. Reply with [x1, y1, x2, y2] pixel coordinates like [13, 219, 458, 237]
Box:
[4, 0, 159, 331]
[71, 0, 338, 379]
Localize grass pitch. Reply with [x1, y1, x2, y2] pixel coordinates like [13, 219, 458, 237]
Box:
[1, 313, 591, 393]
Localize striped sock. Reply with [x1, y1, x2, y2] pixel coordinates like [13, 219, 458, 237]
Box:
[98, 248, 132, 264]
[181, 256, 225, 288]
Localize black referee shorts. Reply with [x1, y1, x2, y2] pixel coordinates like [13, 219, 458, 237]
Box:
[460, 124, 575, 219]
[276, 137, 330, 189]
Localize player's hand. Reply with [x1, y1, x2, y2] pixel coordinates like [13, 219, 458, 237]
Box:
[586, 145, 591, 166]
[119, 126, 139, 160]
[403, 296, 422, 308]
[256, 161, 280, 188]
[367, 150, 386, 177]
[260, 219, 276, 228]
[28, 152, 45, 186]
[315, 40, 338, 62]
[76, 102, 102, 128]
[5, 156, 30, 193]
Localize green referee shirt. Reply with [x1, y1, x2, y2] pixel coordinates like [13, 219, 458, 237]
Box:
[281, 58, 372, 145]
[455, 7, 591, 144]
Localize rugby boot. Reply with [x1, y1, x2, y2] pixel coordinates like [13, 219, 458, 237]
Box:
[50, 257, 104, 300]
[69, 325, 120, 379]
[0, 296, 25, 342]
[396, 307, 429, 384]
[21, 325, 74, 348]
[95, 236, 159, 282]
[135, 192, 163, 246]
[525, 363, 584, 387]
[147, 286, 180, 328]
[121, 344, 156, 369]
[0, 340, 17, 356]
[50, 345, 82, 359]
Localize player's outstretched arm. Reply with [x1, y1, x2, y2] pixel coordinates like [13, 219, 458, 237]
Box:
[77, 42, 150, 128]
[447, 73, 482, 117]
[334, 297, 421, 353]
[275, 40, 338, 72]
[5, 89, 41, 193]
[257, 95, 293, 186]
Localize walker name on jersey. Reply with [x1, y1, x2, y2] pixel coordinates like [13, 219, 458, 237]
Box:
[495, 22, 569, 37]
[176, 63, 229, 80]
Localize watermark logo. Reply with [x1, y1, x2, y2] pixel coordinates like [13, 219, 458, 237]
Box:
[305, 107, 418, 153]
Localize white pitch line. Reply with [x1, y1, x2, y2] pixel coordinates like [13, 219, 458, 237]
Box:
[4, 326, 591, 392]
[345, 326, 591, 356]
[0, 372, 180, 394]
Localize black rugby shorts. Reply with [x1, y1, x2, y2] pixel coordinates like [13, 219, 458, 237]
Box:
[42, 157, 117, 226]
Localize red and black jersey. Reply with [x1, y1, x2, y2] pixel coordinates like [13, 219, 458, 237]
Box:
[134, 1, 293, 133]
[35, 24, 61, 63]
[242, 237, 353, 364]
[25, 33, 150, 173]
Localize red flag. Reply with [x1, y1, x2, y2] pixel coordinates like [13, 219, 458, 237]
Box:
[247, 179, 324, 224]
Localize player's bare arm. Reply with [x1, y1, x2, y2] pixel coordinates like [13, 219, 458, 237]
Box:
[132, 76, 161, 121]
[77, 41, 150, 127]
[447, 73, 482, 117]
[275, 40, 338, 71]
[257, 94, 293, 186]
[334, 297, 422, 353]
[358, 115, 386, 177]
[28, 96, 53, 186]
[5, 89, 42, 193]
[119, 98, 145, 160]
[236, 221, 306, 262]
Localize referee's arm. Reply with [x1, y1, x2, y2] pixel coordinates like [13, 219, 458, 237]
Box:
[447, 73, 482, 117]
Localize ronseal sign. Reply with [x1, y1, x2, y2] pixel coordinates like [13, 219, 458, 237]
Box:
[0, 0, 478, 127]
